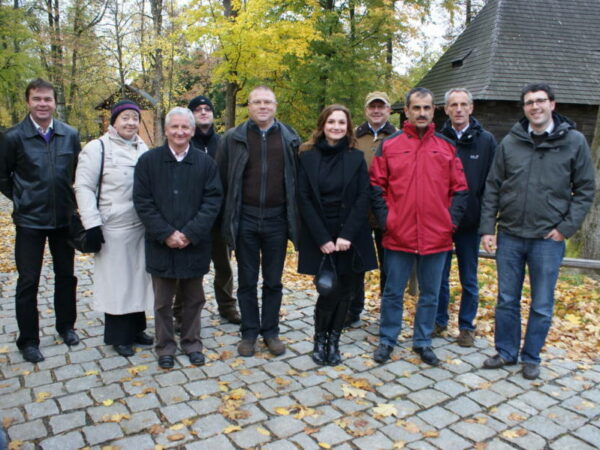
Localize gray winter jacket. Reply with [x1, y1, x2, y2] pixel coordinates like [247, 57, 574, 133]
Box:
[479, 113, 595, 239]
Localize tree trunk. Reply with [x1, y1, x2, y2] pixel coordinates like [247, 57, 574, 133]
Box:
[222, 0, 238, 129]
[580, 106, 600, 260]
[149, 0, 164, 145]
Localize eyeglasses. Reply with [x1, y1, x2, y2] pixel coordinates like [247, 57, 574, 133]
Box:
[249, 100, 276, 106]
[524, 98, 550, 107]
[194, 106, 212, 113]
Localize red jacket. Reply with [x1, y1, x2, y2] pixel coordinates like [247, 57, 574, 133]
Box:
[370, 122, 468, 255]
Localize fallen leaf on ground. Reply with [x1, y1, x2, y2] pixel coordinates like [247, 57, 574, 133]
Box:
[222, 425, 241, 434]
[166, 433, 185, 441]
[341, 384, 367, 399]
[507, 412, 526, 421]
[422, 430, 439, 438]
[148, 424, 164, 435]
[256, 427, 270, 436]
[35, 392, 51, 402]
[372, 403, 398, 417]
[127, 365, 148, 376]
[170, 423, 185, 430]
[318, 443, 331, 449]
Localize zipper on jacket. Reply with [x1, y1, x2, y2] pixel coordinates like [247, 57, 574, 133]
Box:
[259, 130, 267, 220]
[48, 137, 57, 228]
[519, 144, 537, 227]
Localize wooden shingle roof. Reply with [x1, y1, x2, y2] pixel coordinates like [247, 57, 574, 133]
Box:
[417, 0, 600, 105]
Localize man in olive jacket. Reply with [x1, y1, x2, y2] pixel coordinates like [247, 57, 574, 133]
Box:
[134, 107, 222, 369]
[0, 78, 81, 363]
[217, 85, 300, 357]
[480, 83, 595, 380]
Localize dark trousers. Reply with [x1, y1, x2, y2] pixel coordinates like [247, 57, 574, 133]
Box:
[104, 312, 147, 346]
[174, 228, 235, 322]
[348, 227, 385, 318]
[315, 273, 359, 333]
[15, 226, 76, 349]
[152, 276, 205, 356]
[235, 211, 288, 340]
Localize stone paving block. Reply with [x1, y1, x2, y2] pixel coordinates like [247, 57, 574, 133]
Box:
[155, 369, 187, 387]
[516, 390, 560, 411]
[353, 431, 394, 449]
[433, 379, 469, 397]
[53, 364, 85, 381]
[160, 402, 197, 423]
[312, 423, 352, 446]
[37, 355, 67, 370]
[562, 395, 600, 418]
[33, 382, 65, 398]
[98, 355, 129, 371]
[297, 372, 330, 388]
[109, 434, 156, 449]
[39, 431, 85, 450]
[444, 396, 483, 417]
[550, 435, 597, 450]
[64, 374, 101, 393]
[507, 398, 538, 415]
[0, 407, 25, 426]
[259, 394, 296, 414]
[188, 396, 222, 416]
[204, 360, 237, 377]
[157, 385, 190, 405]
[8, 419, 47, 441]
[426, 428, 472, 450]
[120, 410, 160, 434]
[287, 355, 319, 372]
[229, 425, 272, 448]
[264, 415, 306, 438]
[185, 379, 220, 397]
[575, 424, 600, 448]
[263, 439, 300, 450]
[302, 405, 342, 426]
[248, 381, 278, 399]
[397, 373, 434, 390]
[290, 386, 330, 407]
[68, 347, 102, 363]
[504, 429, 546, 449]
[418, 406, 460, 428]
[385, 359, 419, 376]
[455, 372, 488, 387]
[23, 370, 53, 388]
[581, 386, 600, 402]
[0, 388, 31, 408]
[451, 420, 497, 442]
[57, 392, 94, 411]
[488, 403, 530, 425]
[87, 402, 130, 422]
[185, 433, 236, 449]
[521, 414, 567, 439]
[83, 422, 124, 445]
[379, 417, 432, 443]
[190, 413, 231, 439]
[235, 403, 269, 426]
[543, 405, 587, 430]
[289, 432, 320, 449]
[467, 389, 506, 407]
[377, 382, 409, 399]
[90, 383, 125, 402]
[485, 438, 520, 450]
[489, 379, 524, 398]
[421, 367, 454, 382]
[407, 388, 450, 408]
[331, 397, 373, 414]
[124, 392, 160, 412]
[24, 399, 59, 419]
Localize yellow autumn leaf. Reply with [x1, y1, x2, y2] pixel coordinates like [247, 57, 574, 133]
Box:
[256, 427, 270, 436]
[564, 313, 581, 325]
[166, 433, 185, 442]
[422, 430, 439, 438]
[223, 425, 241, 434]
[127, 365, 148, 375]
[507, 412, 526, 421]
[341, 384, 367, 399]
[170, 423, 185, 430]
[393, 441, 406, 449]
[318, 443, 331, 449]
[35, 392, 51, 402]
[372, 403, 398, 417]
[274, 377, 291, 387]
[0, 346, 9, 354]
[275, 407, 290, 415]
[102, 399, 114, 406]
[85, 370, 99, 376]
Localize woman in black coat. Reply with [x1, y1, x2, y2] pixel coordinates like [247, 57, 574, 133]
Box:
[297, 104, 377, 366]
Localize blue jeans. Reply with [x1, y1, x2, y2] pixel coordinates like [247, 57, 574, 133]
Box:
[379, 249, 447, 348]
[436, 230, 480, 331]
[494, 232, 565, 365]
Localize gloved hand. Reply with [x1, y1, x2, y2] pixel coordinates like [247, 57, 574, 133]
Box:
[85, 226, 105, 252]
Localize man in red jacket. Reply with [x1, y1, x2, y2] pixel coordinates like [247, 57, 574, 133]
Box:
[370, 87, 468, 365]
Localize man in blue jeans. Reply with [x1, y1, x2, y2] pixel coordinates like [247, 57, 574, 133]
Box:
[435, 88, 496, 347]
[370, 87, 468, 365]
[480, 83, 595, 380]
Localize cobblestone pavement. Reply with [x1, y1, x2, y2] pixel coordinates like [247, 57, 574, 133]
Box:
[0, 254, 599, 449]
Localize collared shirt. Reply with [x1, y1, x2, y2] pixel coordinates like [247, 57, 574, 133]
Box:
[453, 124, 470, 140]
[30, 115, 53, 135]
[169, 145, 189, 162]
[368, 123, 387, 140]
[528, 121, 554, 136]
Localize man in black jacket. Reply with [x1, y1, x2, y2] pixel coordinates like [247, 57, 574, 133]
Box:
[172, 96, 240, 327]
[217, 86, 300, 357]
[480, 83, 595, 380]
[0, 78, 81, 363]
[134, 107, 222, 369]
[435, 88, 496, 347]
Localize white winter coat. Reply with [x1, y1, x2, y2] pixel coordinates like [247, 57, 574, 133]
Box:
[74, 127, 152, 315]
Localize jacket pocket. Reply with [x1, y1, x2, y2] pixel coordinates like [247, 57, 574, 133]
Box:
[547, 197, 569, 218]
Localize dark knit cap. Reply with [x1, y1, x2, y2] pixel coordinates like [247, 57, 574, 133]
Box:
[110, 99, 141, 125]
[187, 95, 214, 112]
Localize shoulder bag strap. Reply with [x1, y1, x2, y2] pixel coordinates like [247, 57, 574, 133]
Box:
[96, 139, 105, 207]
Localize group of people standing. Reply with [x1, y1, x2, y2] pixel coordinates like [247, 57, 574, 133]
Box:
[0, 79, 594, 381]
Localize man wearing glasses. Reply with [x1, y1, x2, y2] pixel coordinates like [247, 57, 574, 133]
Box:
[217, 86, 300, 357]
[480, 83, 595, 379]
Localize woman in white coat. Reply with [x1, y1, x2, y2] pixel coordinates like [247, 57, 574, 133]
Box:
[74, 100, 153, 357]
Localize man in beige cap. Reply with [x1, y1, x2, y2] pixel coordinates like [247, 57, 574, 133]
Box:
[346, 91, 397, 327]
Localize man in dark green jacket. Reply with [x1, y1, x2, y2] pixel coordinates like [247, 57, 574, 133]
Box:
[480, 83, 595, 380]
[0, 78, 81, 363]
[217, 86, 300, 357]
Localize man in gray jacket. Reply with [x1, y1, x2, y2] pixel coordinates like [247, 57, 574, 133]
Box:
[480, 83, 595, 380]
[217, 86, 299, 357]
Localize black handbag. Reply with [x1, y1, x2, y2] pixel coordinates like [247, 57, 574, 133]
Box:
[314, 254, 338, 296]
[68, 140, 105, 253]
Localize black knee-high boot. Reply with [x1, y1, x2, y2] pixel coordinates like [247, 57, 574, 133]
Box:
[313, 307, 332, 365]
[327, 300, 350, 366]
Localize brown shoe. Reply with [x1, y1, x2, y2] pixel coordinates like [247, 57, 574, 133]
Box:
[264, 336, 286, 356]
[237, 339, 256, 357]
[457, 329, 475, 347]
[220, 309, 241, 325]
[433, 323, 447, 337]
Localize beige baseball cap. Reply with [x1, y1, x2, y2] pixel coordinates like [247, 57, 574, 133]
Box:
[364, 91, 391, 107]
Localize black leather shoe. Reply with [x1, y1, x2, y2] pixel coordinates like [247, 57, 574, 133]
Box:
[114, 344, 135, 357]
[312, 332, 328, 366]
[134, 332, 154, 346]
[158, 355, 175, 369]
[522, 363, 540, 380]
[220, 309, 242, 325]
[373, 343, 394, 363]
[187, 352, 205, 366]
[60, 329, 80, 346]
[483, 354, 517, 369]
[21, 346, 44, 363]
[413, 346, 440, 366]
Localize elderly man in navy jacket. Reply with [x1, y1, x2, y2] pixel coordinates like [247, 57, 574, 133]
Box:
[134, 107, 222, 369]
